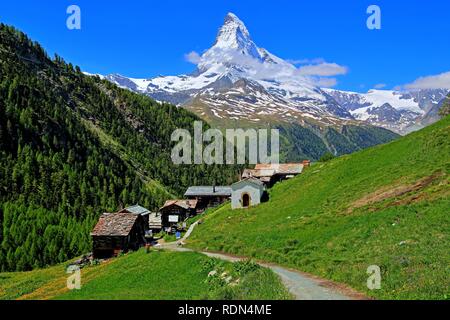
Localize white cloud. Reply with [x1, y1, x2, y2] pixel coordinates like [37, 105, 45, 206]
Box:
[184, 51, 202, 64]
[374, 83, 387, 89]
[199, 48, 296, 79]
[404, 71, 450, 90]
[188, 48, 346, 88]
[297, 63, 348, 77]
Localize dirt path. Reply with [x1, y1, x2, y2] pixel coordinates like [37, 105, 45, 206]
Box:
[157, 222, 368, 300]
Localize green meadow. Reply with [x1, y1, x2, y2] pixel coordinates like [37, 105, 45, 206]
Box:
[0, 250, 291, 300]
[188, 116, 450, 300]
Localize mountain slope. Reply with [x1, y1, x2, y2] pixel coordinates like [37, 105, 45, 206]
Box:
[0, 24, 240, 272]
[188, 116, 450, 299]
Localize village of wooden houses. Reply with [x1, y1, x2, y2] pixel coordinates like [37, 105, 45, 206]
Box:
[91, 162, 310, 259]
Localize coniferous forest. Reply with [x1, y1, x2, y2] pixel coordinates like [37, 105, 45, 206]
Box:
[0, 24, 241, 271]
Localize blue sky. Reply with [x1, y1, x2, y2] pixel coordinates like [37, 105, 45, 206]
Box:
[1, 0, 449, 92]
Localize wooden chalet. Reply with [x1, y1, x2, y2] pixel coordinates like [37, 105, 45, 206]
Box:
[91, 212, 147, 259]
[184, 186, 232, 211]
[160, 199, 198, 231]
[242, 163, 305, 187]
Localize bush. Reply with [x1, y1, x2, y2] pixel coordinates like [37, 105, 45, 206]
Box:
[319, 152, 336, 162]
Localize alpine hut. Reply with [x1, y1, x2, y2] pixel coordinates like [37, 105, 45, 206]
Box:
[91, 212, 147, 259]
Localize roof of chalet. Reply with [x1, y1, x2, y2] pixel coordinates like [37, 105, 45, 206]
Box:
[232, 177, 265, 188]
[161, 199, 198, 211]
[254, 163, 304, 175]
[91, 212, 139, 237]
[242, 169, 276, 178]
[184, 186, 232, 197]
[119, 204, 150, 216]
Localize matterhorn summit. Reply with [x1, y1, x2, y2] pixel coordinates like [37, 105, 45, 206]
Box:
[211, 13, 255, 53]
[104, 13, 448, 135]
[198, 13, 298, 79]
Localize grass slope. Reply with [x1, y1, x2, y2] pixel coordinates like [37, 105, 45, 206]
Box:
[188, 116, 450, 300]
[0, 250, 291, 300]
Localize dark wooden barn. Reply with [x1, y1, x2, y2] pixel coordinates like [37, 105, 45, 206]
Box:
[91, 212, 147, 259]
[160, 199, 198, 231]
[184, 186, 231, 211]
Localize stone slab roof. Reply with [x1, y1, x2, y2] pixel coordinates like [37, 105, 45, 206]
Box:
[91, 212, 139, 237]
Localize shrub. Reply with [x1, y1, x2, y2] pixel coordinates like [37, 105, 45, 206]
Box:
[319, 152, 336, 162]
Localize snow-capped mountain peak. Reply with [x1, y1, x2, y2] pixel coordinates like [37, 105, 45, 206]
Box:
[324, 88, 449, 133]
[102, 13, 449, 135]
[214, 13, 252, 50]
[199, 12, 291, 73]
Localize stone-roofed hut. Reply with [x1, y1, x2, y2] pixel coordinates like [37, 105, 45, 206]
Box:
[242, 168, 277, 187]
[91, 212, 147, 259]
[243, 163, 305, 187]
[254, 163, 304, 178]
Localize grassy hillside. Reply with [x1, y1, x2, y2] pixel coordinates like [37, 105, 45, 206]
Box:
[188, 116, 450, 300]
[0, 250, 291, 300]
